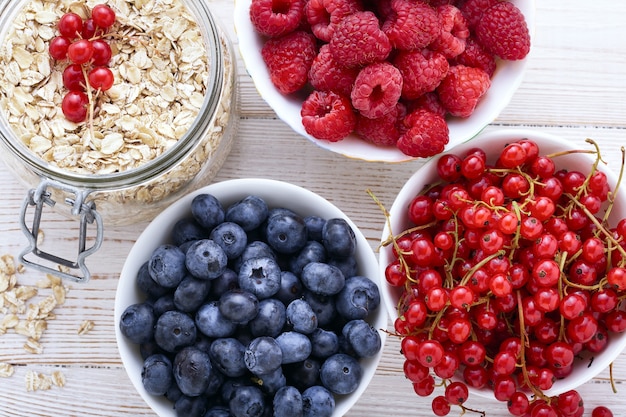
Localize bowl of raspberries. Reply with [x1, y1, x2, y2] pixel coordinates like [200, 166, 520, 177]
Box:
[378, 128, 626, 416]
[234, 0, 535, 162]
[115, 178, 387, 417]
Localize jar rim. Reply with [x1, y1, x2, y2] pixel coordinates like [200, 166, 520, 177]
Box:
[0, 0, 224, 190]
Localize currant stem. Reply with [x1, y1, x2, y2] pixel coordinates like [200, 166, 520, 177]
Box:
[80, 64, 95, 146]
[602, 146, 626, 225]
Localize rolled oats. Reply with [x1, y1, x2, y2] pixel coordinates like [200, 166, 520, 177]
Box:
[0, 363, 14, 378]
[77, 319, 95, 335]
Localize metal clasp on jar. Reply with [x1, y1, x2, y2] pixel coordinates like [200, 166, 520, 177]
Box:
[19, 179, 104, 283]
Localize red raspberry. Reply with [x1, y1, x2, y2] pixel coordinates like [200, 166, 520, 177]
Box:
[351, 62, 403, 119]
[301, 90, 356, 142]
[305, 0, 362, 42]
[437, 64, 491, 117]
[250, 0, 306, 38]
[394, 49, 449, 100]
[453, 37, 497, 77]
[397, 109, 449, 157]
[459, 0, 498, 29]
[308, 44, 359, 97]
[381, 0, 441, 51]
[430, 5, 470, 59]
[475, 1, 531, 60]
[355, 102, 406, 146]
[329, 11, 391, 68]
[261, 31, 317, 94]
[406, 92, 447, 119]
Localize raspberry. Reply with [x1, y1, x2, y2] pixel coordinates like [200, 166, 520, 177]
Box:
[406, 92, 447, 119]
[381, 0, 441, 51]
[304, 0, 362, 42]
[453, 37, 497, 77]
[261, 31, 317, 94]
[308, 44, 359, 97]
[301, 90, 356, 142]
[351, 62, 403, 119]
[250, 0, 306, 38]
[437, 64, 491, 117]
[329, 11, 391, 68]
[475, 1, 531, 60]
[396, 109, 449, 158]
[430, 5, 470, 59]
[355, 102, 406, 146]
[459, 0, 498, 29]
[393, 49, 449, 100]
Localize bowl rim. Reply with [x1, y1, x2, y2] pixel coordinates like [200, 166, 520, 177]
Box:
[114, 177, 387, 416]
[378, 128, 626, 398]
[233, 0, 537, 163]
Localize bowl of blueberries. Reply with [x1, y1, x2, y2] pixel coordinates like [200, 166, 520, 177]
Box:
[114, 178, 387, 417]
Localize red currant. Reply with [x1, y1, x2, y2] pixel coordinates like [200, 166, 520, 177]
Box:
[91, 4, 117, 28]
[67, 39, 94, 65]
[91, 39, 113, 66]
[63, 64, 86, 91]
[58, 12, 83, 39]
[61, 91, 89, 123]
[49, 36, 71, 60]
[88, 66, 115, 91]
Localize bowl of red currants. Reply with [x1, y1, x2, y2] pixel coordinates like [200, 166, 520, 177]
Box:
[379, 128, 626, 416]
[234, 0, 535, 162]
[114, 178, 387, 417]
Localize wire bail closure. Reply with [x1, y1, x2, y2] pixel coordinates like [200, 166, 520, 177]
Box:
[19, 179, 104, 283]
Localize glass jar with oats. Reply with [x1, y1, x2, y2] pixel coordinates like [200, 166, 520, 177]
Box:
[0, 0, 237, 282]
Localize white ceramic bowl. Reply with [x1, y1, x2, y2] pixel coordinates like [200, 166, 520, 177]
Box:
[233, 0, 535, 162]
[114, 178, 387, 416]
[379, 129, 626, 398]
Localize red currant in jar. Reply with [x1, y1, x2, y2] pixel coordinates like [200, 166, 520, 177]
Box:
[91, 39, 113, 66]
[88, 66, 115, 91]
[91, 4, 117, 28]
[67, 39, 94, 64]
[58, 12, 83, 39]
[49, 36, 71, 60]
[61, 91, 89, 123]
[82, 18, 105, 39]
[63, 64, 86, 91]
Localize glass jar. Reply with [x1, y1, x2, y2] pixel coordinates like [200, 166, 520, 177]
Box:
[0, 0, 237, 281]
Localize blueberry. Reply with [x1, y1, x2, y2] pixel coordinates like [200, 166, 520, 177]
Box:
[154, 310, 197, 352]
[141, 353, 173, 395]
[276, 271, 304, 305]
[322, 218, 356, 259]
[249, 298, 286, 337]
[204, 406, 231, 417]
[302, 385, 335, 417]
[220, 376, 253, 404]
[185, 239, 228, 280]
[265, 211, 308, 254]
[119, 302, 155, 344]
[172, 218, 208, 246]
[174, 275, 212, 313]
[219, 289, 259, 324]
[238, 256, 282, 299]
[209, 338, 248, 378]
[276, 331, 312, 364]
[320, 353, 362, 395]
[136, 261, 169, 300]
[196, 301, 237, 338]
[244, 336, 283, 375]
[173, 346, 213, 397]
[301, 262, 345, 296]
[273, 386, 303, 417]
[174, 395, 209, 417]
[210, 268, 239, 298]
[153, 294, 176, 317]
[342, 319, 382, 358]
[233, 241, 276, 272]
[229, 385, 265, 417]
[289, 241, 327, 276]
[303, 291, 336, 328]
[285, 358, 321, 391]
[210, 222, 248, 260]
[304, 215, 326, 242]
[285, 299, 318, 334]
[148, 244, 187, 288]
[140, 340, 162, 360]
[226, 195, 269, 232]
[256, 366, 287, 395]
[165, 383, 183, 403]
[336, 275, 381, 320]
[191, 193, 225, 230]
[310, 328, 339, 359]
[205, 367, 225, 396]
[328, 255, 358, 280]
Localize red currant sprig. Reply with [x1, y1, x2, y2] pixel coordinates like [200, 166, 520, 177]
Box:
[48, 4, 116, 123]
[374, 138, 626, 417]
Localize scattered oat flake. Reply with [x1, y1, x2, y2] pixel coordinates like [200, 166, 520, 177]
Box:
[0, 363, 14, 378]
[51, 370, 66, 387]
[78, 319, 95, 335]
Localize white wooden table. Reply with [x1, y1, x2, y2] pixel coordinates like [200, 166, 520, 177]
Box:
[2, 1, 626, 416]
